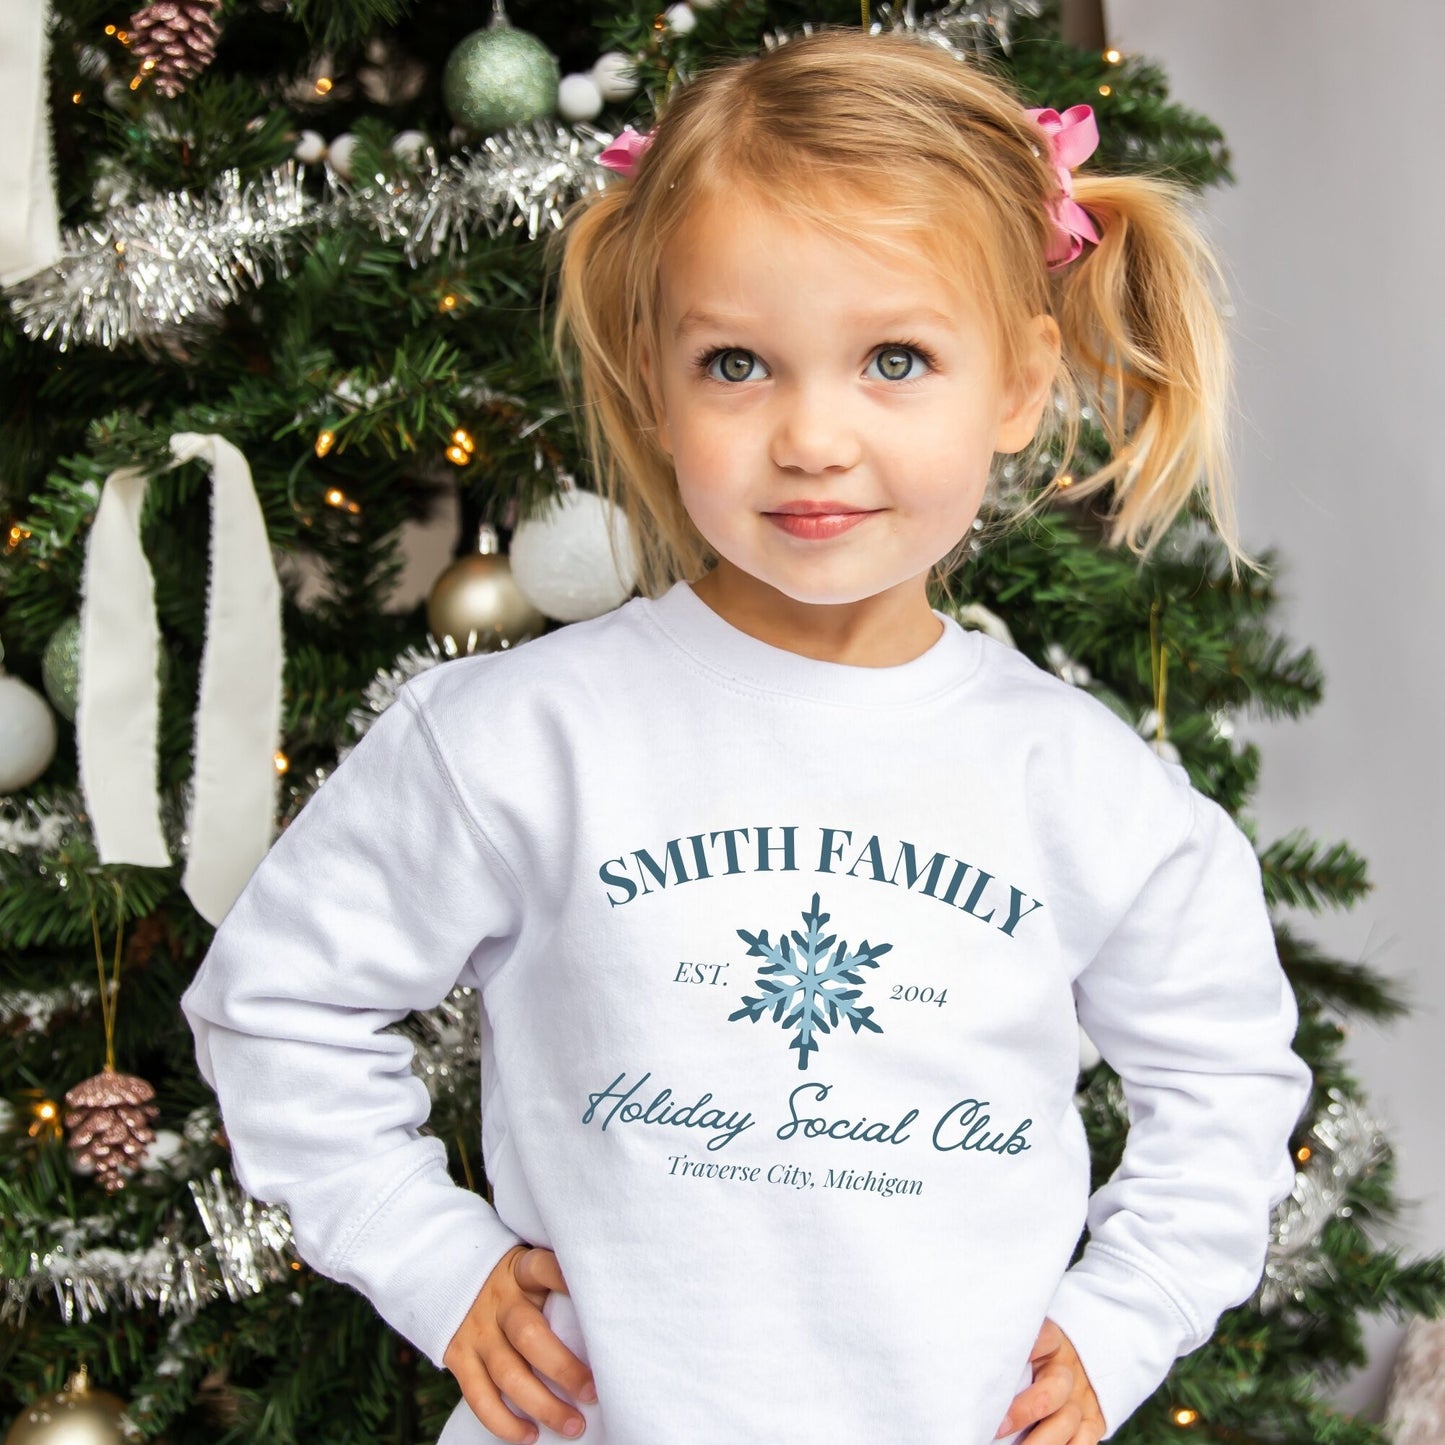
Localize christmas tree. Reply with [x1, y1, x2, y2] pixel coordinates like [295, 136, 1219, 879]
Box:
[3, 1, 1442, 1441]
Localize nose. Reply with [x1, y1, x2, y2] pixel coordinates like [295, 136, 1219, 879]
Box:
[767, 381, 862, 474]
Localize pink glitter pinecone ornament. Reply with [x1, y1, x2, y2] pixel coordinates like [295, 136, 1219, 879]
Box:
[64, 1065, 161, 1192]
[129, 0, 224, 98]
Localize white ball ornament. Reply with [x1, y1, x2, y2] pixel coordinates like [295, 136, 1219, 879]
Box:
[391, 129, 428, 163]
[141, 1128, 186, 1170]
[592, 50, 640, 102]
[509, 487, 638, 623]
[294, 129, 327, 164]
[664, 3, 697, 35]
[327, 132, 359, 180]
[557, 72, 604, 123]
[0, 671, 58, 792]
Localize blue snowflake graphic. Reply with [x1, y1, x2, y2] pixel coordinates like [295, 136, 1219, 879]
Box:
[727, 891, 892, 1070]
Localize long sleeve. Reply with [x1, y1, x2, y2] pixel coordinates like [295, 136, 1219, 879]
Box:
[1044, 774, 1314, 1439]
[179, 679, 526, 1371]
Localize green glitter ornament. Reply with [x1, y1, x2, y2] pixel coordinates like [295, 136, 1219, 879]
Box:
[41, 618, 81, 721]
[42, 615, 170, 724]
[442, 1, 559, 136]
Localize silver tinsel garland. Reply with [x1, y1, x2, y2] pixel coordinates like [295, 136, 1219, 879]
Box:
[8, 164, 312, 350]
[1, 1165, 294, 1327]
[1255, 1085, 1390, 1318]
[4, 1, 1042, 351]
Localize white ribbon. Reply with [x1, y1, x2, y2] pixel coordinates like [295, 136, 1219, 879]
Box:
[0, 0, 62, 286]
[77, 433, 284, 926]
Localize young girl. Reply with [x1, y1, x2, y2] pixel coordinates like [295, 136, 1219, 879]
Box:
[181, 27, 1313, 1445]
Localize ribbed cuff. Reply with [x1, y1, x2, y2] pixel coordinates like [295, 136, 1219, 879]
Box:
[325, 1157, 525, 1370]
[1044, 1246, 1202, 1440]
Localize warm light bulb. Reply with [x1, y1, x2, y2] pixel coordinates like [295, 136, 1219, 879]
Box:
[1296, 1145, 1312, 1163]
[72, 91, 83, 104]
[324, 487, 347, 508]
[274, 751, 290, 774]
[314, 429, 336, 457]
[439, 293, 459, 312]
[315, 77, 333, 95]
[129, 75, 143, 90]
[105, 23, 117, 34]
[140, 57, 156, 71]
[37, 1101, 57, 1121]
[446, 444, 471, 466]
[1103, 47, 1122, 63]
[1097, 84, 1111, 96]
[1055, 472, 1074, 489]
[1171, 1407, 1199, 1426]
[452, 427, 475, 454]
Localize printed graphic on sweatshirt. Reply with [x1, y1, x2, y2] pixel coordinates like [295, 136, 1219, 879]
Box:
[727, 891, 888, 1070]
[597, 823, 1045, 940]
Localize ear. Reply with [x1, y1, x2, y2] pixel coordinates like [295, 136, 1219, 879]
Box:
[638, 341, 672, 457]
[994, 313, 1062, 455]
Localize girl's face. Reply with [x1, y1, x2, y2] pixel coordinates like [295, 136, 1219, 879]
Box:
[642, 187, 1059, 649]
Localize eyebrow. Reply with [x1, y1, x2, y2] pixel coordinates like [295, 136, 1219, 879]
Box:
[673, 306, 956, 340]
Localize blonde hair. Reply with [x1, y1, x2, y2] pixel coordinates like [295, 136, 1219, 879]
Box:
[542, 26, 1257, 601]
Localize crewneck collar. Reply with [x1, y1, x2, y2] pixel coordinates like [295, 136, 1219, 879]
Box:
[638, 578, 984, 708]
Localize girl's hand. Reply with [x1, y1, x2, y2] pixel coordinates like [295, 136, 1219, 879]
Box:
[442, 1243, 597, 1443]
[993, 1316, 1106, 1443]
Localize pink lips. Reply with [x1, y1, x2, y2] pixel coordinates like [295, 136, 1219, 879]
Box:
[765, 511, 875, 539]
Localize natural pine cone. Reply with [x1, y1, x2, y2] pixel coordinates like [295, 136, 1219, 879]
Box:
[129, 0, 224, 99]
[64, 1066, 160, 1193]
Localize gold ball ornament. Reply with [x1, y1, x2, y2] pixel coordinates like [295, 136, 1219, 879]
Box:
[426, 524, 547, 657]
[4, 1365, 126, 1445]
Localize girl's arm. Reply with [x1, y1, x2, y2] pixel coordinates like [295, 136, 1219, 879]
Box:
[179, 675, 526, 1372]
[1044, 772, 1314, 1439]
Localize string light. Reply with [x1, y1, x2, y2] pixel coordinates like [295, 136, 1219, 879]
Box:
[1055, 472, 1074, 489]
[29, 1099, 61, 1141]
[314, 76, 333, 95]
[314, 429, 336, 457]
[438, 293, 459, 312]
[72, 91, 83, 104]
[104, 23, 116, 34]
[273, 751, 290, 775]
[6, 523, 32, 551]
[446, 426, 476, 465]
[1170, 1407, 1199, 1427]
[129, 74, 144, 90]
[1103, 47, 1122, 64]
[1097, 84, 1112, 96]
[1296, 1144, 1313, 1163]
[323, 487, 361, 513]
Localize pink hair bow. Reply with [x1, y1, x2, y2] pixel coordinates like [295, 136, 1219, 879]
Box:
[597, 124, 655, 179]
[1024, 104, 1101, 270]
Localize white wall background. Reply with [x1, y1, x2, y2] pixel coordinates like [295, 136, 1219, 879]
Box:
[1107, 0, 1444, 1421]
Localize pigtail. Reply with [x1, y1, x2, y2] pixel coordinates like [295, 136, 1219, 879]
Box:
[1032, 172, 1258, 581]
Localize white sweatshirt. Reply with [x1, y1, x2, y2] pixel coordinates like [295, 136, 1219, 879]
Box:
[180, 577, 1313, 1445]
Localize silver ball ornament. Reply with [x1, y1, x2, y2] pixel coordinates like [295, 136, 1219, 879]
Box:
[442, 21, 559, 135]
